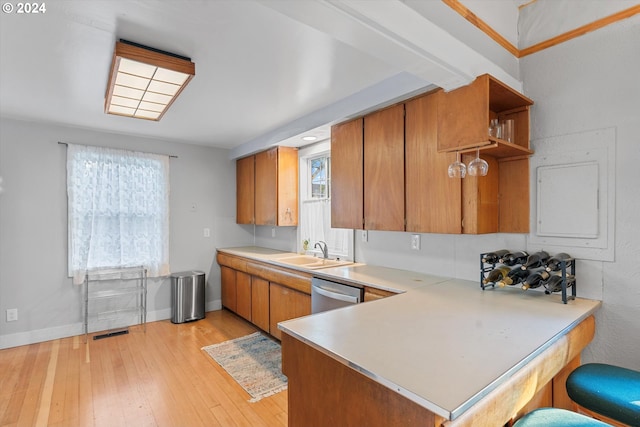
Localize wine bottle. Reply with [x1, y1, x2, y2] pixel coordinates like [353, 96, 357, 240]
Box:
[481, 249, 510, 264]
[482, 266, 511, 284]
[497, 267, 530, 287]
[521, 251, 550, 270]
[543, 275, 576, 294]
[499, 251, 529, 266]
[522, 270, 551, 290]
[545, 253, 574, 272]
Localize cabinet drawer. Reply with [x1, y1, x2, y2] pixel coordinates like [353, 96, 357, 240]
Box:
[364, 286, 398, 302]
[216, 252, 248, 272]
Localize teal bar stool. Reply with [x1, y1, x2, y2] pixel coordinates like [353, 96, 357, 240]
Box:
[513, 408, 612, 427]
[566, 363, 640, 426]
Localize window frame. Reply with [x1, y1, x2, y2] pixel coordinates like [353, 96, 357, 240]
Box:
[298, 141, 353, 260]
[66, 144, 170, 284]
[307, 154, 331, 201]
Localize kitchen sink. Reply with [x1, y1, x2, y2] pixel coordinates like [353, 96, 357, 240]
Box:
[276, 255, 352, 270]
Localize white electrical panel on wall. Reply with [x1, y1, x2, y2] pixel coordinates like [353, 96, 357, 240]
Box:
[529, 127, 615, 262]
[537, 162, 599, 238]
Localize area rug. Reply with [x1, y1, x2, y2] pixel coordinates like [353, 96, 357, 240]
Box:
[201, 332, 287, 402]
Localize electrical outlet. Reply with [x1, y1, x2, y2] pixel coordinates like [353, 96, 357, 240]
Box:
[6, 308, 18, 322]
[203, 228, 210, 237]
[361, 230, 368, 242]
[410, 234, 421, 251]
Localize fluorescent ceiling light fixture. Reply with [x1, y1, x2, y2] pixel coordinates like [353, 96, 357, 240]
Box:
[302, 136, 318, 141]
[105, 40, 195, 121]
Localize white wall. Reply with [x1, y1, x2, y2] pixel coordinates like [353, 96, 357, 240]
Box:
[521, 15, 640, 370]
[0, 118, 252, 348]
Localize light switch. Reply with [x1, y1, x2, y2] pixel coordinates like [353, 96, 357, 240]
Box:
[203, 228, 210, 238]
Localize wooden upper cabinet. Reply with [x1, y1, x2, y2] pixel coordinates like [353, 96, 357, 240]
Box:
[405, 91, 462, 234]
[331, 118, 364, 230]
[275, 147, 299, 226]
[329, 74, 531, 235]
[497, 157, 530, 233]
[364, 104, 405, 231]
[236, 155, 255, 224]
[255, 148, 278, 225]
[462, 153, 500, 234]
[238, 146, 298, 226]
[437, 74, 533, 159]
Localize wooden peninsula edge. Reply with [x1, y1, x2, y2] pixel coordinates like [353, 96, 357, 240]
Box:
[282, 315, 595, 427]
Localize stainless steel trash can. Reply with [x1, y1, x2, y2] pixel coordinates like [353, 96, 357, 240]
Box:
[170, 271, 205, 323]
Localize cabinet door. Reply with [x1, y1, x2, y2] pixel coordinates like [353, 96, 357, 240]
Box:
[462, 154, 499, 234]
[498, 158, 529, 233]
[269, 283, 311, 340]
[236, 271, 252, 321]
[331, 118, 364, 229]
[363, 287, 397, 302]
[276, 147, 299, 226]
[406, 92, 462, 234]
[255, 148, 278, 225]
[251, 277, 270, 332]
[220, 266, 236, 312]
[364, 104, 405, 231]
[236, 155, 255, 224]
[437, 75, 488, 152]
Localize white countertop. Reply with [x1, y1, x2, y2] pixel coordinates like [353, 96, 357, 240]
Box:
[279, 279, 601, 420]
[217, 246, 601, 420]
[217, 246, 292, 260]
[312, 264, 450, 293]
[217, 246, 447, 292]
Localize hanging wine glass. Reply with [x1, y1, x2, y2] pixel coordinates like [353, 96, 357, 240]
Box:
[468, 147, 489, 177]
[447, 151, 466, 178]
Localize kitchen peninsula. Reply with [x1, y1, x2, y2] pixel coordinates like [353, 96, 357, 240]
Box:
[217, 247, 601, 426]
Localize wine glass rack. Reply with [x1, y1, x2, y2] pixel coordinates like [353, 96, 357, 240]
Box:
[479, 253, 576, 304]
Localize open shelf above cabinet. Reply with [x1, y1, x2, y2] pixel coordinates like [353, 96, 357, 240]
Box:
[437, 74, 534, 159]
[458, 138, 534, 160]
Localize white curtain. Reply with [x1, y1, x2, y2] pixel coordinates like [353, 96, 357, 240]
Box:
[67, 144, 170, 284]
[300, 199, 350, 257]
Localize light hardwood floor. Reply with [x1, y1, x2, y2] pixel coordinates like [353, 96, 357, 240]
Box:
[0, 310, 288, 427]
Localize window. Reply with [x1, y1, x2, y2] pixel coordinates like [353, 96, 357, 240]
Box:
[309, 155, 330, 199]
[67, 144, 170, 284]
[299, 143, 352, 259]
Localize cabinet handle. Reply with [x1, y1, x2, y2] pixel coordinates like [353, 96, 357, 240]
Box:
[313, 285, 360, 304]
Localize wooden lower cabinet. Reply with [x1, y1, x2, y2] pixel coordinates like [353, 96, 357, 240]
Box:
[282, 316, 594, 427]
[236, 271, 252, 321]
[363, 286, 397, 302]
[217, 252, 312, 339]
[251, 277, 270, 332]
[282, 333, 442, 427]
[269, 283, 311, 340]
[220, 266, 237, 312]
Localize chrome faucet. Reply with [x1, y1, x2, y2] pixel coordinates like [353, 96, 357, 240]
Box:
[314, 241, 329, 259]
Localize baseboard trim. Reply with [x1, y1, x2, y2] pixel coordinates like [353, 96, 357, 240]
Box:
[0, 299, 223, 349]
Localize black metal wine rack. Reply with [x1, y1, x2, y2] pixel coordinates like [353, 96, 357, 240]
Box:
[479, 252, 576, 304]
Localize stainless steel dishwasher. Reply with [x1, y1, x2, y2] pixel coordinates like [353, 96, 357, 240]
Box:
[311, 277, 363, 314]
